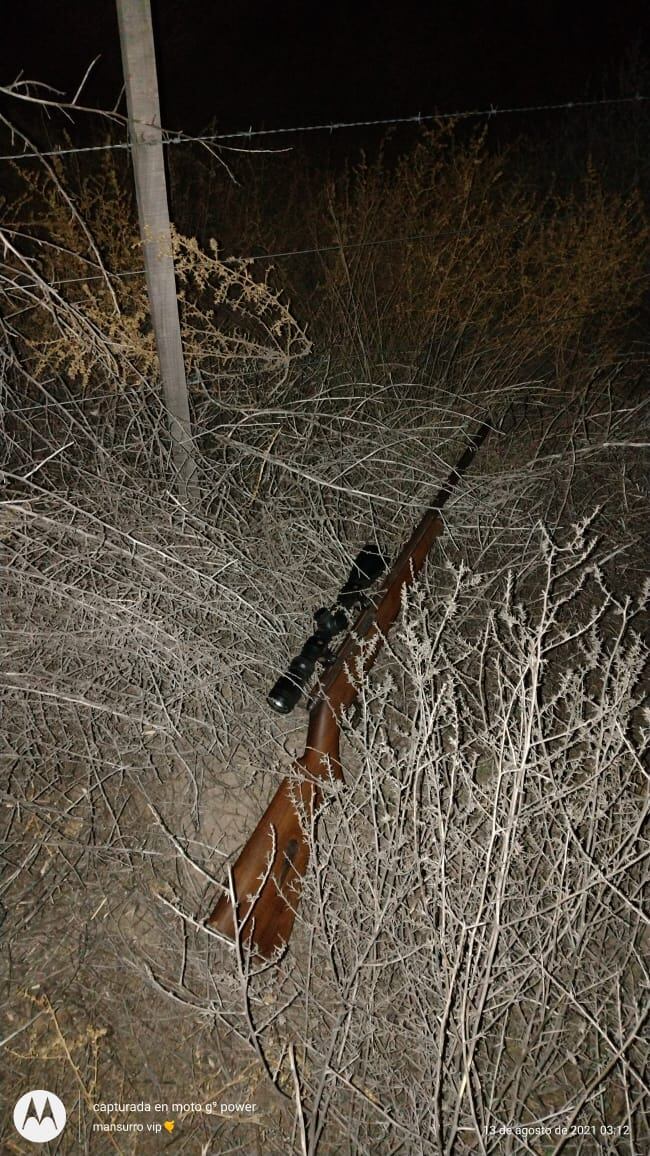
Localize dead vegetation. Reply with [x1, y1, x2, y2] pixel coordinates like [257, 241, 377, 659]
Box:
[1, 107, 648, 1153]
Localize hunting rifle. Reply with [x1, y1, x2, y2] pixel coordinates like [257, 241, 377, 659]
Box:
[208, 422, 490, 959]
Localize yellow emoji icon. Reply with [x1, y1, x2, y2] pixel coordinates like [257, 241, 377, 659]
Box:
[163, 1120, 175, 1133]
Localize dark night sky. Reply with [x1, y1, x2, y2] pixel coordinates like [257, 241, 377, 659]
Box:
[1, 1, 648, 139]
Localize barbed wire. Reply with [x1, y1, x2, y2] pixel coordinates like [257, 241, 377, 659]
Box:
[0, 93, 646, 165]
[4, 185, 642, 287]
[7, 221, 523, 290]
[181, 93, 650, 143]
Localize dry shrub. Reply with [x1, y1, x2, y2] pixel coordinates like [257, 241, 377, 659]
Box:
[1, 117, 648, 1155]
[2, 125, 646, 418]
[304, 132, 647, 384]
[2, 383, 647, 1153]
[277, 523, 648, 1153]
[0, 151, 310, 399]
[171, 125, 647, 388]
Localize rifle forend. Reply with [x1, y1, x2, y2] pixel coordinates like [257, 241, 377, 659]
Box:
[208, 422, 489, 960]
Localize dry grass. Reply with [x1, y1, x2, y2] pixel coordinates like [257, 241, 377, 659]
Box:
[1, 111, 648, 1154]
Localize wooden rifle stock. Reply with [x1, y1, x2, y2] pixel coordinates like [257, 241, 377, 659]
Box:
[208, 424, 489, 959]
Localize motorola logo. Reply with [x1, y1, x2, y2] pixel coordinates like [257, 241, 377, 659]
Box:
[13, 1090, 67, 1143]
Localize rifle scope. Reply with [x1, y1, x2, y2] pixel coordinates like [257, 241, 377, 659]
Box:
[267, 544, 386, 714]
